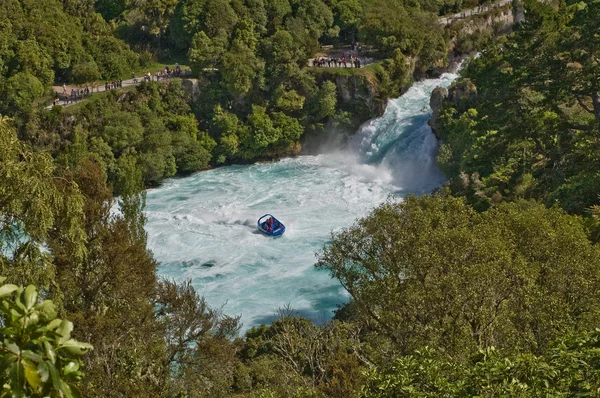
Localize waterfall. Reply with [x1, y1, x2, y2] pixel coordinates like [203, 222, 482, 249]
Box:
[144, 72, 459, 332]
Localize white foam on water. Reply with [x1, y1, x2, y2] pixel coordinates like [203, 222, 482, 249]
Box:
[145, 72, 458, 332]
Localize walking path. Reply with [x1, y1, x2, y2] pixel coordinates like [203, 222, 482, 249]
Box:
[46, 2, 511, 109]
[46, 71, 191, 110]
[307, 0, 512, 69]
[439, 0, 512, 25]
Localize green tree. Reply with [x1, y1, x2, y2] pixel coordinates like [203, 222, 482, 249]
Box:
[168, 0, 206, 51]
[331, 0, 362, 42]
[95, 0, 127, 20]
[0, 117, 86, 289]
[155, 279, 241, 397]
[2, 72, 45, 119]
[305, 81, 337, 123]
[221, 42, 265, 95]
[317, 195, 600, 357]
[240, 105, 282, 157]
[265, 0, 292, 32]
[0, 278, 92, 397]
[203, 0, 238, 38]
[47, 156, 163, 396]
[436, 0, 600, 213]
[363, 329, 600, 397]
[101, 111, 144, 155]
[188, 31, 227, 73]
[71, 61, 101, 87]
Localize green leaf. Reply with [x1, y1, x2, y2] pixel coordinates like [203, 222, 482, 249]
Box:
[21, 350, 43, 363]
[59, 340, 93, 356]
[5, 341, 20, 355]
[13, 288, 27, 312]
[23, 311, 39, 328]
[46, 318, 62, 330]
[0, 353, 17, 372]
[10, 361, 25, 397]
[44, 341, 56, 363]
[46, 361, 62, 391]
[57, 379, 75, 398]
[37, 361, 49, 383]
[23, 285, 37, 310]
[56, 320, 73, 344]
[35, 300, 56, 320]
[67, 382, 83, 398]
[0, 284, 18, 298]
[23, 360, 42, 391]
[63, 361, 80, 374]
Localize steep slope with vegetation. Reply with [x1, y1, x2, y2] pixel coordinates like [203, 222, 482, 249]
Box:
[6, 0, 463, 184]
[5, 0, 600, 396]
[435, 0, 600, 214]
[0, 0, 141, 123]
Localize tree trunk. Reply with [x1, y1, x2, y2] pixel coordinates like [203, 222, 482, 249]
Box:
[593, 91, 600, 125]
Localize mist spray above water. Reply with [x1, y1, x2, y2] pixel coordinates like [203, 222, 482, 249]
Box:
[144, 72, 458, 331]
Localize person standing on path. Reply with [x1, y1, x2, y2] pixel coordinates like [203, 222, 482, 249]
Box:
[62, 84, 67, 95]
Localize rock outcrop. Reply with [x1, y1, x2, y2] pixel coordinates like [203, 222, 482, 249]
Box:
[428, 87, 448, 137]
[333, 74, 386, 119]
[429, 79, 477, 137]
[455, 8, 515, 36]
[311, 70, 389, 126]
[448, 78, 477, 104]
[181, 78, 201, 102]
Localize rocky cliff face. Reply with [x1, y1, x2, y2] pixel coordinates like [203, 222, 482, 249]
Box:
[457, 8, 515, 36]
[429, 79, 478, 137]
[301, 70, 391, 154]
[429, 87, 448, 136]
[429, 6, 517, 135]
[312, 70, 388, 125]
[181, 78, 202, 102]
[439, 5, 517, 75]
[333, 74, 386, 119]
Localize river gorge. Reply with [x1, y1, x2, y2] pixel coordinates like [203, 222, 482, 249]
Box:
[145, 71, 459, 331]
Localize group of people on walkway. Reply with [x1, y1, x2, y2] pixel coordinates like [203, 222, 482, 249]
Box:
[157, 64, 182, 80]
[312, 55, 363, 68]
[105, 80, 123, 91]
[137, 63, 184, 83]
[50, 63, 185, 108]
[55, 85, 92, 105]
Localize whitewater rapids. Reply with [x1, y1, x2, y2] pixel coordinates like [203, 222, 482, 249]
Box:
[145, 72, 458, 331]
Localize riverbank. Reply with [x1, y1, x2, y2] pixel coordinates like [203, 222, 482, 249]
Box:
[145, 71, 459, 332]
[32, 3, 519, 195]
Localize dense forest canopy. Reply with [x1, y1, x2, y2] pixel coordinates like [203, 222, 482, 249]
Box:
[0, 0, 139, 119]
[2, 0, 469, 187]
[2, 0, 600, 396]
[436, 0, 600, 215]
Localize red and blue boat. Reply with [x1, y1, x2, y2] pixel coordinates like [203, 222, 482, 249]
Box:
[257, 214, 285, 236]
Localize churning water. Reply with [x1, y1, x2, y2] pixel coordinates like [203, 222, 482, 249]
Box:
[145, 72, 458, 331]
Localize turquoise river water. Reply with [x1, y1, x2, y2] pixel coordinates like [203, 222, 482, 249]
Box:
[145, 72, 458, 331]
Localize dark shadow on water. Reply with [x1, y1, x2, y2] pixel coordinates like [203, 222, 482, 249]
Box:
[250, 307, 334, 328]
[393, 187, 439, 197]
[248, 285, 348, 329]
